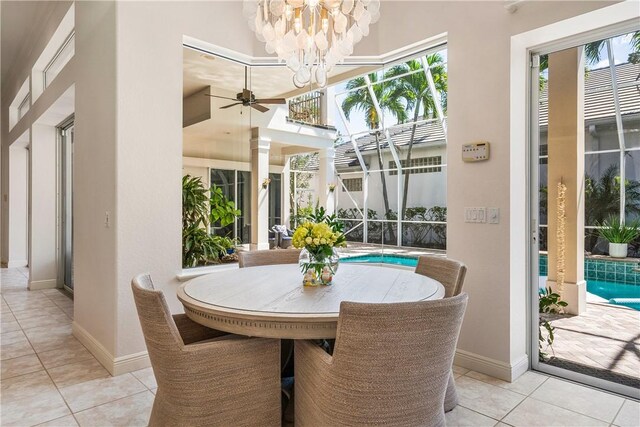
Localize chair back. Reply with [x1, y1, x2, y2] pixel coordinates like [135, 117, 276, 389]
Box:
[238, 249, 301, 268]
[131, 274, 184, 358]
[331, 294, 468, 425]
[416, 255, 467, 297]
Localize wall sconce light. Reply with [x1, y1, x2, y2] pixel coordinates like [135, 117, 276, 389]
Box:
[262, 177, 272, 189]
[328, 183, 336, 192]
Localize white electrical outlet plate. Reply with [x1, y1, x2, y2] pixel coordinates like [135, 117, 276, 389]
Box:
[462, 142, 490, 162]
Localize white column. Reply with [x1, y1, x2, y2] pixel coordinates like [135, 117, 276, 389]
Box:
[282, 156, 291, 228]
[29, 124, 59, 290]
[546, 47, 586, 315]
[7, 145, 29, 268]
[250, 131, 271, 250]
[319, 147, 336, 215]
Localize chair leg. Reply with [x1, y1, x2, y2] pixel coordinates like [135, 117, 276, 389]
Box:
[444, 371, 458, 412]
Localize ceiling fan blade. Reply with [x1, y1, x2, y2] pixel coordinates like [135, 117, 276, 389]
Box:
[254, 98, 286, 104]
[220, 102, 243, 109]
[205, 94, 238, 101]
[251, 103, 269, 113]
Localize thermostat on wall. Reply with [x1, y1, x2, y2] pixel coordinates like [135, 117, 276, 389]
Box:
[462, 142, 490, 162]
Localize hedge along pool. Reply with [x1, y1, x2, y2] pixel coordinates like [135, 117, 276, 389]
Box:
[343, 253, 640, 311]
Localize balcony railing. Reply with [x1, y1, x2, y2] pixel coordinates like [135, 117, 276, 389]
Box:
[289, 91, 322, 126]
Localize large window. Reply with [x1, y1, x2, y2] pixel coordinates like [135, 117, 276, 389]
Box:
[332, 46, 449, 250]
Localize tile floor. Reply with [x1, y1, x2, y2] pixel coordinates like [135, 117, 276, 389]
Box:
[2, 267, 639, 427]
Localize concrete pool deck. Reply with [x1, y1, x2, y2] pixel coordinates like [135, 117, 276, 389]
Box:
[544, 302, 640, 388]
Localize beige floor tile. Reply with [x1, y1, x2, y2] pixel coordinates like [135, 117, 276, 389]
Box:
[444, 405, 498, 426]
[6, 298, 58, 312]
[0, 390, 71, 427]
[149, 387, 157, 395]
[23, 323, 76, 353]
[37, 340, 95, 369]
[17, 313, 72, 331]
[11, 306, 67, 322]
[455, 376, 526, 420]
[453, 365, 470, 378]
[1, 317, 22, 333]
[1, 353, 44, 380]
[503, 397, 608, 426]
[465, 370, 548, 396]
[131, 367, 157, 389]
[48, 358, 110, 388]
[530, 377, 625, 423]
[1, 330, 35, 360]
[74, 391, 154, 427]
[0, 370, 58, 404]
[613, 399, 640, 427]
[35, 414, 79, 427]
[59, 373, 147, 413]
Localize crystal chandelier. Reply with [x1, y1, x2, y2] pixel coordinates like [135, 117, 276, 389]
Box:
[243, 0, 380, 88]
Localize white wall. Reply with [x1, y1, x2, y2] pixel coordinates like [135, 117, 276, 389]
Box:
[7, 143, 29, 267]
[28, 124, 58, 289]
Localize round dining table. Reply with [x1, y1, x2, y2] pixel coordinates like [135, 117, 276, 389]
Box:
[177, 263, 445, 339]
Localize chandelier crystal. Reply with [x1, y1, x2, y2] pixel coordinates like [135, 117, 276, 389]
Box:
[243, 0, 380, 88]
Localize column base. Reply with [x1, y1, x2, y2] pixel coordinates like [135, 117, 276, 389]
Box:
[546, 279, 586, 315]
[250, 242, 271, 251]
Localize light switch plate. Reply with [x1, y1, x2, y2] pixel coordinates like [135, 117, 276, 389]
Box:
[464, 207, 487, 223]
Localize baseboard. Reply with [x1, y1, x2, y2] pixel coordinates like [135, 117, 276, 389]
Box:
[73, 322, 116, 375]
[6, 260, 28, 268]
[72, 321, 150, 376]
[113, 351, 150, 376]
[28, 279, 58, 290]
[454, 349, 529, 382]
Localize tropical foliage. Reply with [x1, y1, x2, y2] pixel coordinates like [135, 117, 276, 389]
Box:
[182, 175, 240, 268]
[597, 216, 640, 244]
[539, 286, 568, 361]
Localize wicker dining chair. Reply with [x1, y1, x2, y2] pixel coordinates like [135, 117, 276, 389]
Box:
[238, 248, 301, 268]
[131, 274, 281, 427]
[295, 294, 468, 427]
[415, 255, 468, 412]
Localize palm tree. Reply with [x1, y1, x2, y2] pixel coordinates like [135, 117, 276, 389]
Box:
[342, 72, 407, 243]
[385, 54, 447, 218]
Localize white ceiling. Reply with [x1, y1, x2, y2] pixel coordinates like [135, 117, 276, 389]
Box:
[0, 1, 71, 84]
[182, 47, 374, 161]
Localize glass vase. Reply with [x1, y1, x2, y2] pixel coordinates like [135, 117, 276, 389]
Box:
[299, 247, 340, 286]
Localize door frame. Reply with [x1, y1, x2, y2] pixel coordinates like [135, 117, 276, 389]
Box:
[510, 2, 639, 398]
[57, 115, 74, 293]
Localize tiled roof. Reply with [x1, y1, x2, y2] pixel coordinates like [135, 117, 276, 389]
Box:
[539, 62, 640, 126]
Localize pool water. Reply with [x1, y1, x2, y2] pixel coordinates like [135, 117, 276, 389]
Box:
[341, 254, 418, 267]
[587, 280, 640, 311]
[344, 253, 640, 311]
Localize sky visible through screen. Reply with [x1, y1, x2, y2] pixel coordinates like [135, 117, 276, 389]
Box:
[330, 32, 636, 144]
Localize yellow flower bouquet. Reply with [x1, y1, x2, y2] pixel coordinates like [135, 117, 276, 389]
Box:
[292, 220, 346, 286]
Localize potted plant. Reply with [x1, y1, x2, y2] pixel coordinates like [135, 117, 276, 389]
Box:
[597, 216, 640, 258]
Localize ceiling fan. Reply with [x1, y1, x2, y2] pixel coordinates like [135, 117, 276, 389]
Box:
[205, 67, 286, 113]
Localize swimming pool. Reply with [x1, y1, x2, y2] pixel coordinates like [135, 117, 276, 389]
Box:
[344, 253, 640, 311]
[587, 280, 640, 311]
[341, 254, 418, 267]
